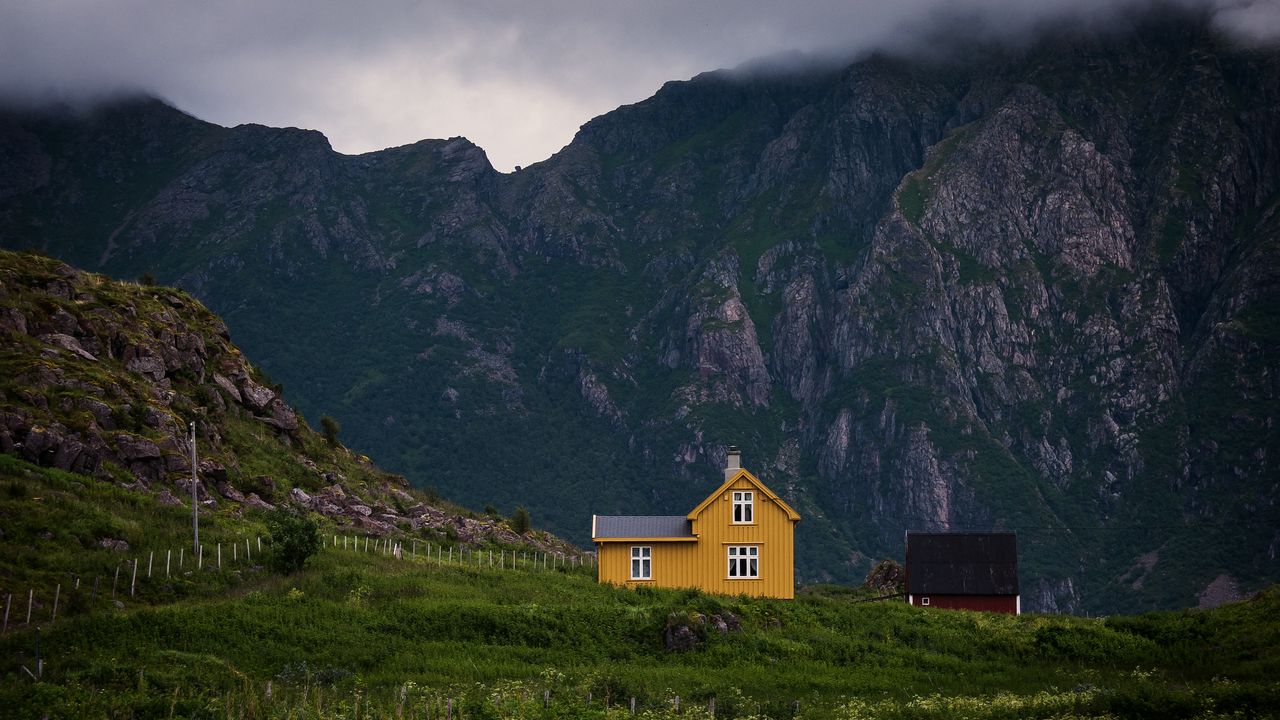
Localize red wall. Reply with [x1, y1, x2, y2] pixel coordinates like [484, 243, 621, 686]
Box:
[911, 594, 1018, 614]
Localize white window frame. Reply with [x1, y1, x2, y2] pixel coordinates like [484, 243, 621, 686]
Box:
[732, 490, 754, 524]
[921, 597, 930, 606]
[630, 546, 651, 580]
[727, 545, 759, 579]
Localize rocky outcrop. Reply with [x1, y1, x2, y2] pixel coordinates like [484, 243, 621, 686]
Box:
[0, 254, 307, 493]
[0, 251, 588, 562]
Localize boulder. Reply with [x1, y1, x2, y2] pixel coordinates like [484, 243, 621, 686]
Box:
[708, 614, 729, 635]
[862, 559, 906, 595]
[215, 481, 245, 502]
[126, 354, 167, 381]
[198, 459, 228, 485]
[51, 435, 89, 472]
[19, 425, 61, 464]
[0, 308, 27, 335]
[75, 397, 116, 430]
[156, 490, 184, 507]
[175, 478, 213, 503]
[720, 611, 741, 632]
[288, 487, 312, 504]
[212, 374, 242, 402]
[244, 493, 275, 511]
[268, 400, 299, 432]
[115, 433, 161, 461]
[39, 333, 97, 361]
[664, 623, 700, 652]
[99, 538, 130, 552]
[239, 380, 276, 412]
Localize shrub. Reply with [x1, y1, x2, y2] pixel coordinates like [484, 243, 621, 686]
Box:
[265, 508, 319, 574]
[510, 505, 531, 535]
[320, 415, 341, 447]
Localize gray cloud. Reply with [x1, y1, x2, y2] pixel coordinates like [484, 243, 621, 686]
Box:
[2, 0, 1276, 171]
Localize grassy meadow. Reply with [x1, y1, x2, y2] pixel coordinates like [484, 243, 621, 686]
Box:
[2, 455, 1279, 719]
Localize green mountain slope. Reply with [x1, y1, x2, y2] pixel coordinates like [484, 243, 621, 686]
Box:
[1, 7, 1277, 612]
[0, 249, 579, 596]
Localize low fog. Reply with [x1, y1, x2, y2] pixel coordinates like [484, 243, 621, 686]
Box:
[1, 0, 1276, 171]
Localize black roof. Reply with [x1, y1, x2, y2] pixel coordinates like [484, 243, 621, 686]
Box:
[905, 532, 1019, 596]
[593, 515, 693, 539]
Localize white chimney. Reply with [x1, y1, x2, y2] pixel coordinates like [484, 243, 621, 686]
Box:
[725, 445, 741, 480]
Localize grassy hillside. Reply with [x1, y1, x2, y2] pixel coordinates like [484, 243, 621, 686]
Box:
[2, 458, 1278, 719]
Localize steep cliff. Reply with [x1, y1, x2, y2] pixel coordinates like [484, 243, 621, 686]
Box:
[2, 8, 1276, 611]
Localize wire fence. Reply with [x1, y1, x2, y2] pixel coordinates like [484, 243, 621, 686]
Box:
[1, 534, 595, 637]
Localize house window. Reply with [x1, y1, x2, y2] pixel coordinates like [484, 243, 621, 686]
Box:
[732, 491, 754, 523]
[727, 545, 759, 578]
[921, 597, 930, 606]
[631, 546, 651, 580]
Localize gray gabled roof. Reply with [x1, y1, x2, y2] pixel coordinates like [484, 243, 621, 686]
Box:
[593, 515, 693, 539]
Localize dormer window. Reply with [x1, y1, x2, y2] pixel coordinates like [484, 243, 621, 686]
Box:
[732, 491, 753, 523]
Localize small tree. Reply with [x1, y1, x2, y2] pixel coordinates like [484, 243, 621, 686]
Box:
[510, 505, 531, 535]
[320, 415, 341, 447]
[266, 508, 320, 574]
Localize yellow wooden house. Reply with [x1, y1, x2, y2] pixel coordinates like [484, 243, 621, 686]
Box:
[592, 447, 801, 599]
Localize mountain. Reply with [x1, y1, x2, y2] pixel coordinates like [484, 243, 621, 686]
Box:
[0, 249, 581, 558]
[1, 7, 1277, 613]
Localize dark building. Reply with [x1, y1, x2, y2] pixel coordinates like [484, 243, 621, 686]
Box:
[905, 532, 1020, 614]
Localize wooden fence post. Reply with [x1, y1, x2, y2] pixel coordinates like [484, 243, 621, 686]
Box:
[148, 551, 154, 578]
[2, 593, 9, 635]
[166, 549, 172, 577]
[52, 584, 60, 623]
[26, 588, 33, 624]
[112, 565, 120, 600]
[217, 543, 222, 569]
[179, 547, 184, 568]
[131, 557, 138, 596]
[198, 544, 203, 570]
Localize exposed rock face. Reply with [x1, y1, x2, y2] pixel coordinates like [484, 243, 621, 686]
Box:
[1, 10, 1277, 612]
[862, 559, 905, 595]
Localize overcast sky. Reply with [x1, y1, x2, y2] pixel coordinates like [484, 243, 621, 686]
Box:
[2, 0, 1277, 171]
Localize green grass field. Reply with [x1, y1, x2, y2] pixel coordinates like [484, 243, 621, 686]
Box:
[2, 456, 1279, 719]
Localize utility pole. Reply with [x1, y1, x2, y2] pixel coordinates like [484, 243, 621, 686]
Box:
[190, 421, 199, 555]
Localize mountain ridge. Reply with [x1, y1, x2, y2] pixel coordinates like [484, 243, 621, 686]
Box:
[1, 7, 1277, 614]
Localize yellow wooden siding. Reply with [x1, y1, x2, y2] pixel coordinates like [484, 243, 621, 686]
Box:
[690, 475, 796, 599]
[596, 473, 797, 599]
